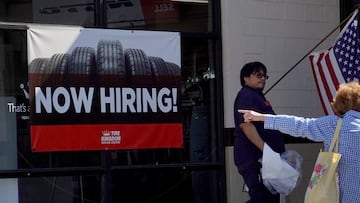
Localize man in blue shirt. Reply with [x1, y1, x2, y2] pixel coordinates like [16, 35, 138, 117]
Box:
[233, 61, 285, 203]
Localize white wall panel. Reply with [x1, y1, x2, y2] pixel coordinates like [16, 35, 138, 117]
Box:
[222, 0, 339, 128]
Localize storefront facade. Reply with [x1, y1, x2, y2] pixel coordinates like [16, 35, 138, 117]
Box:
[0, 0, 358, 203]
[0, 0, 224, 202]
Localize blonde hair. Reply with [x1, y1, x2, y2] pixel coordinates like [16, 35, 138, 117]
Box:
[332, 81, 360, 115]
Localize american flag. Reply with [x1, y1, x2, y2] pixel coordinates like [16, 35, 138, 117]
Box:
[309, 9, 360, 115]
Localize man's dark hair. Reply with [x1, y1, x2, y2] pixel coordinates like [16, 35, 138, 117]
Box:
[240, 61, 267, 87]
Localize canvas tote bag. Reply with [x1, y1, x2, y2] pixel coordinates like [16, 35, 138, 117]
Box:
[304, 118, 342, 203]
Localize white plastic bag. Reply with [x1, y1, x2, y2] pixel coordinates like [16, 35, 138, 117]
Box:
[260, 143, 303, 195]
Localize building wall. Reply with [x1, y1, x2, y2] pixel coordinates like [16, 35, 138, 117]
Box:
[221, 0, 339, 124]
[221, 0, 339, 202]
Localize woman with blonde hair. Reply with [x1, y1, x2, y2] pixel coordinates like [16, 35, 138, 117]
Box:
[238, 81, 360, 202]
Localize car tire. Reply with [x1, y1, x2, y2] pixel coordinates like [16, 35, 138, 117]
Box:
[69, 47, 96, 85]
[124, 48, 152, 86]
[96, 40, 126, 86]
[148, 56, 171, 86]
[48, 53, 70, 83]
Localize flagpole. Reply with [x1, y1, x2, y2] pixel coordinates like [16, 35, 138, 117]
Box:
[264, 8, 358, 95]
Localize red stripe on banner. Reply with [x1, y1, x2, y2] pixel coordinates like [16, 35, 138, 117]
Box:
[31, 123, 183, 152]
[309, 53, 329, 115]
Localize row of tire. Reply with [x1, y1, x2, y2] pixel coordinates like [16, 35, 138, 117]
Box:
[29, 40, 181, 86]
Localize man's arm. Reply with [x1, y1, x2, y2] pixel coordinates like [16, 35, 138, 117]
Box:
[238, 109, 266, 122]
[240, 122, 265, 151]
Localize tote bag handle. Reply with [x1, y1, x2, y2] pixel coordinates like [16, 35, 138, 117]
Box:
[329, 118, 342, 153]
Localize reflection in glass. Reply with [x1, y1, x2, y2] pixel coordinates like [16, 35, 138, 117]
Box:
[32, 0, 95, 26]
[112, 169, 220, 203]
[18, 176, 101, 203]
[107, 0, 209, 32]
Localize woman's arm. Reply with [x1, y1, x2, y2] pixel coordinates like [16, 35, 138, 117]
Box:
[238, 109, 267, 122]
[238, 109, 331, 142]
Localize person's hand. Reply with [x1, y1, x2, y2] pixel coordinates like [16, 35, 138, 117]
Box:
[237, 109, 265, 122]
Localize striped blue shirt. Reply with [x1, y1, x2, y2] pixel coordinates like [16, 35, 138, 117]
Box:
[264, 110, 360, 203]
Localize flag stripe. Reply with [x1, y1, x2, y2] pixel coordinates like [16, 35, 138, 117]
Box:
[318, 53, 335, 106]
[309, 53, 329, 115]
[310, 52, 334, 114]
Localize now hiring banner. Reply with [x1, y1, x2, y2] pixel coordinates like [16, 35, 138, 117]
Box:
[27, 25, 182, 152]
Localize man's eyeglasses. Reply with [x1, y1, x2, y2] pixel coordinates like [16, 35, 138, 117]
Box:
[253, 72, 269, 80]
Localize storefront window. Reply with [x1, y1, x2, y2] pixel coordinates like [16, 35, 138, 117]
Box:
[0, 0, 210, 32]
[18, 175, 101, 203]
[107, 0, 210, 32]
[0, 0, 32, 23]
[0, 0, 96, 26]
[111, 168, 221, 202]
[0, 0, 223, 202]
[0, 29, 28, 170]
[32, 0, 96, 26]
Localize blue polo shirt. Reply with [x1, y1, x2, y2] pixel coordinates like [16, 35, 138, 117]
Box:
[233, 86, 285, 168]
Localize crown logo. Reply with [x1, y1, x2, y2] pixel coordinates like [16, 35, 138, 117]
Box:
[102, 130, 111, 136]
